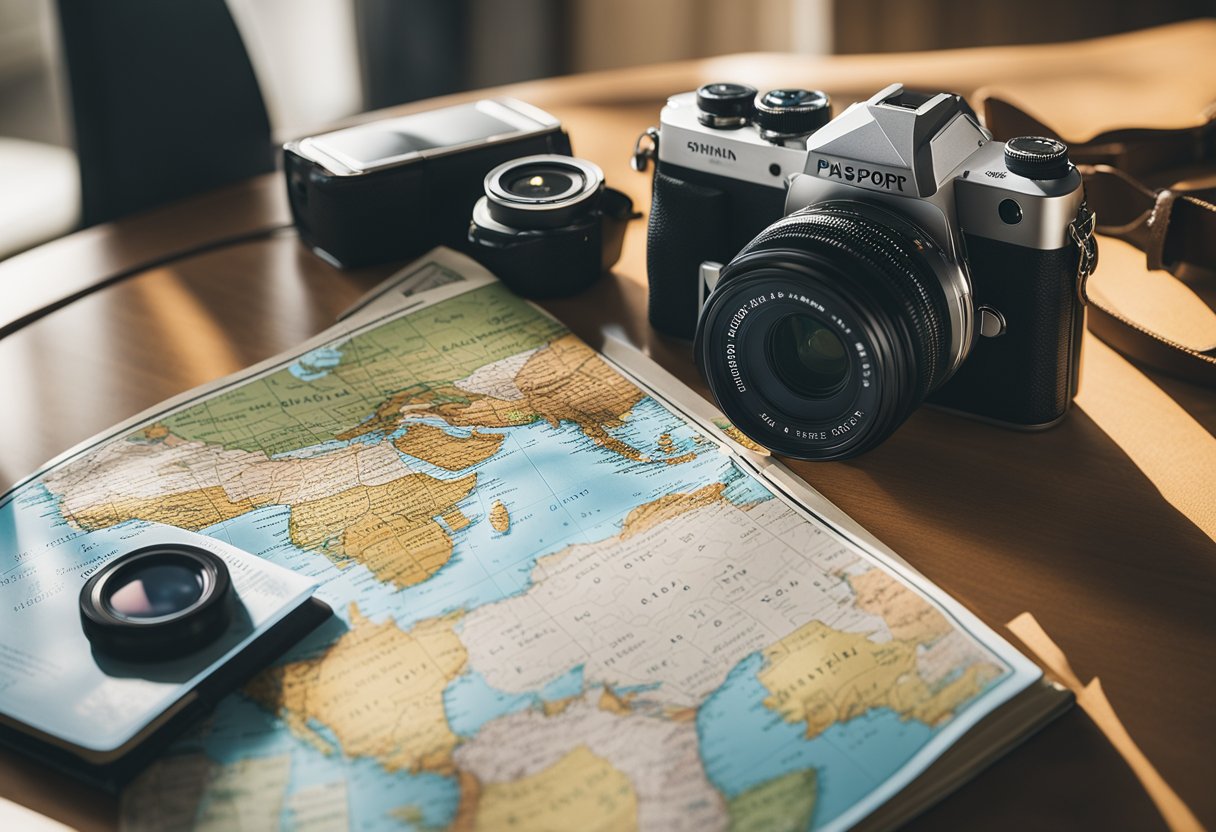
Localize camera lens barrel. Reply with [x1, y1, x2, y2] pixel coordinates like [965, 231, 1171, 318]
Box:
[695, 203, 953, 460]
[80, 544, 233, 661]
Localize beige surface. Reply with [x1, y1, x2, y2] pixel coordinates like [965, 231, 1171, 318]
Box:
[0, 20, 1213, 832]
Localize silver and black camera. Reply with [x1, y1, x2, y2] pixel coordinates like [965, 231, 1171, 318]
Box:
[636, 83, 1097, 460]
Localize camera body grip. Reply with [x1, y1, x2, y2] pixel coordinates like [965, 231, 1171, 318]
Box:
[647, 161, 787, 338]
[929, 235, 1084, 427]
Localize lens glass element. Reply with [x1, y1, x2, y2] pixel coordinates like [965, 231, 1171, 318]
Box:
[768, 314, 850, 398]
[503, 167, 578, 200]
[104, 561, 206, 619]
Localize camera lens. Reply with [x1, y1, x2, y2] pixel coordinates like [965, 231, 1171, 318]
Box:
[483, 154, 604, 230]
[104, 561, 206, 619]
[694, 202, 962, 460]
[80, 544, 233, 661]
[768, 314, 850, 398]
[470, 154, 633, 299]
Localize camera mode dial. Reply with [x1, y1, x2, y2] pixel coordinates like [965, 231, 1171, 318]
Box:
[696, 83, 758, 127]
[1004, 136, 1070, 180]
[754, 89, 831, 138]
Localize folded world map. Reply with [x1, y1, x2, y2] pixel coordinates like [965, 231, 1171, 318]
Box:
[0, 249, 1046, 831]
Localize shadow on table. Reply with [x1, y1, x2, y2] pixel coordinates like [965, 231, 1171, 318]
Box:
[908, 708, 1167, 830]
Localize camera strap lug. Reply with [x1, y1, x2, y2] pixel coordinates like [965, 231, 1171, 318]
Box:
[631, 127, 660, 173]
[1069, 203, 1098, 305]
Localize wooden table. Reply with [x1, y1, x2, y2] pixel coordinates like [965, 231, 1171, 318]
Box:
[2, 21, 1214, 832]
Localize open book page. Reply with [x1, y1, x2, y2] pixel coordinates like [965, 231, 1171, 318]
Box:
[3, 248, 1040, 830]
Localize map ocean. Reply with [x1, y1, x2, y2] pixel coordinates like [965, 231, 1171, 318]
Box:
[0, 276, 1029, 831]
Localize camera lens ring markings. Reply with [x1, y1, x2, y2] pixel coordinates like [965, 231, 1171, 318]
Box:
[697, 271, 885, 459]
[694, 202, 957, 460]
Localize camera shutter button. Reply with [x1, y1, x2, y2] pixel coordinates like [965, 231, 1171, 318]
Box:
[1004, 136, 1070, 180]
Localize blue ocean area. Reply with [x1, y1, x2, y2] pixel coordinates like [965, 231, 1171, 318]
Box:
[287, 346, 345, 381]
[228, 397, 767, 634]
[697, 652, 935, 829]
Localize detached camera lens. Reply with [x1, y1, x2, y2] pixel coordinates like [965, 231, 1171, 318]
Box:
[483, 154, 604, 230]
[469, 153, 634, 300]
[81, 544, 232, 661]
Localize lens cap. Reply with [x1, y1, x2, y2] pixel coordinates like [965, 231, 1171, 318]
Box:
[80, 544, 233, 661]
[754, 89, 831, 138]
[696, 83, 758, 127]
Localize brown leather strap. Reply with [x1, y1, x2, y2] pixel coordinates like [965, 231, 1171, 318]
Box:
[981, 97, 1216, 387]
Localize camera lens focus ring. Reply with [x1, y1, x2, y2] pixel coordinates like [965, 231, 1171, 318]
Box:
[695, 203, 952, 459]
[745, 207, 950, 397]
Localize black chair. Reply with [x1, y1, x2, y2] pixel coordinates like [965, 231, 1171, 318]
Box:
[55, 0, 275, 227]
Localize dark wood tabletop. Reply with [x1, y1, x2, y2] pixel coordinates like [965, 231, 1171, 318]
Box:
[1, 22, 1214, 832]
